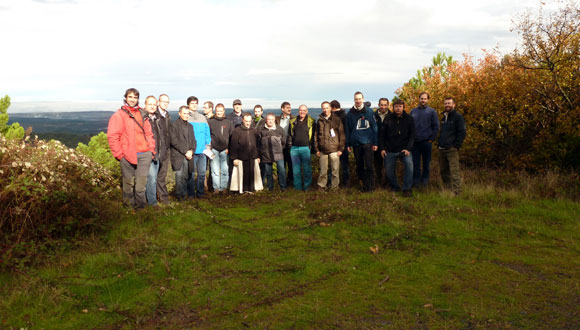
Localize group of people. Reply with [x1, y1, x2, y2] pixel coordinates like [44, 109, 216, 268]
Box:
[107, 88, 466, 209]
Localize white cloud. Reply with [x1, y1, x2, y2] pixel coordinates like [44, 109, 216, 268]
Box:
[0, 0, 547, 111]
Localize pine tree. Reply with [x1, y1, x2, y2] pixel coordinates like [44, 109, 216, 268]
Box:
[0, 95, 25, 139]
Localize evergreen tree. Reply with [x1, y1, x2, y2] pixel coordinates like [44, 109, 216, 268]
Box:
[77, 132, 121, 178]
[0, 95, 25, 139]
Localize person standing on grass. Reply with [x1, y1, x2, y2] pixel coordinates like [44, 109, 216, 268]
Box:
[410, 92, 440, 188]
[202, 101, 214, 191]
[373, 98, 390, 187]
[229, 113, 261, 193]
[155, 94, 172, 205]
[186, 96, 212, 198]
[143, 95, 163, 206]
[276, 101, 294, 188]
[170, 106, 196, 201]
[331, 100, 350, 188]
[107, 88, 155, 209]
[208, 103, 233, 193]
[288, 104, 315, 191]
[258, 113, 287, 191]
[380, 99, 415, 197]
[346, 91, 378, 192]
[315, 101, 345, 191]
[437, 97, 466, 195]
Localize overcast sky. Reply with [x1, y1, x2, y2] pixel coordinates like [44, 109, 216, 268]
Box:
[1, 0, 545, 112]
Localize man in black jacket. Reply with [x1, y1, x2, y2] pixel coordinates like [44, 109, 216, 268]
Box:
[438, 97, 466, 195]
[373, 98, 390, 187]
[208, 103, 233, 193]
[156, 94, 171, 204]
[170, 106, 196, 200]
[276, 101, 293, 187]
[229, 113, 261, 193]
[380, 99, 415, 196]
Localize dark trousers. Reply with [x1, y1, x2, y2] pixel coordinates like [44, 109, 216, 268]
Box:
[412, 140, 433, 187]
[242, 159, 255, 192]
[283, 147, 293, 187]
[156, 149, 170, 203]
[339, 148, 350, 187]
[373, 150, 385, 187]
[353, 144, 375, 192]
[174, 158, 190, 200]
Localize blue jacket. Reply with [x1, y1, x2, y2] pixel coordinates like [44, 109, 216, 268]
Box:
[188, 111, 211, 154]
[346, 106, 378, 148]
[410, 105, 440, 142]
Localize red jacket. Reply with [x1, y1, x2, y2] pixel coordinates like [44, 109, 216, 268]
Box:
[107, 105, 156, 165]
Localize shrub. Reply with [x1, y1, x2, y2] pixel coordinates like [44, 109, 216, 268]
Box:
[0, 135, 120, 270]
[77, 132, 121, 180]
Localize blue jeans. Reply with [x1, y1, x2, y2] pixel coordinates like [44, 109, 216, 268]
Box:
[146, 159, 159, 205]
[210, 149, 229, 191]
[187, 154, 207, 197]
[290, 146, 312, 191]
[385, 151, 413, 191]
[412, 140, 432, 187]
[261, 159, 287, 191]
[174, 158, 190, 200]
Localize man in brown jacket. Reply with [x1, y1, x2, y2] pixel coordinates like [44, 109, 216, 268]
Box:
[315, 101, 345, 190]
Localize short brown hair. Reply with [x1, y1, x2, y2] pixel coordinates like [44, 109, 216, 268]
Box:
[124, 88, 140, 99]
[392, 99, 405, 108]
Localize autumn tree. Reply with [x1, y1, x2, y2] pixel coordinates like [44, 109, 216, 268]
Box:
[396, 0, 580, 170]
[508, 0, 580, 168]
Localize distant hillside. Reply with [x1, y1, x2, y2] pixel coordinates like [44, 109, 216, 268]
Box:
[8, 108, 323, 147]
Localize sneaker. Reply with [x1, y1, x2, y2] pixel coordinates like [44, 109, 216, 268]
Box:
[402, 190, 413, 197]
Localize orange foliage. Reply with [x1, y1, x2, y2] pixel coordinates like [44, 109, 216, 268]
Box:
[396, 1, 580, 170]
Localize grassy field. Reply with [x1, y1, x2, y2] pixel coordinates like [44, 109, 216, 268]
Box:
[1, 182, 579, 329]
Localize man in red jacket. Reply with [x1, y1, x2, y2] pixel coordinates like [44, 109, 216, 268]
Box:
[107, 88, 156, 209]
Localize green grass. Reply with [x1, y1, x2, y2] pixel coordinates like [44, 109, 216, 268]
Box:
[1, 185, 579, 329]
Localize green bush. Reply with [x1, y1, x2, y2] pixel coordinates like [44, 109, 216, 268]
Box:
[77, 132, 121, 180]
[0, 136, 120, 270]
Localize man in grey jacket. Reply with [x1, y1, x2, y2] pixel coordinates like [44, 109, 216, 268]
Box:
[258, 113, 287, 191]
